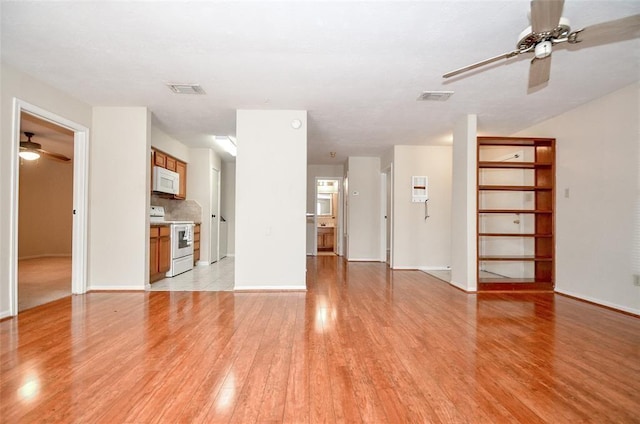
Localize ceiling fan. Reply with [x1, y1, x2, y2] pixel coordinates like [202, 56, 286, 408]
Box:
[19, 132, 71, 162]
[443, 0, 640, 89]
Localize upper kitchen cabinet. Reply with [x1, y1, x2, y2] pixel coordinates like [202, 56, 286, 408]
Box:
[151, 148, 187, 200]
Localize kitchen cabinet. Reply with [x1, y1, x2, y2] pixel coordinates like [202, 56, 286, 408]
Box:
[150, 225, 171, 283]
[317, 227, 334, 251]
[151, 148, 188, 200]
[166, 156, 177, 172]
[193, 224, 201, 264]
[153, 150, 167, 168]
[175, 160, 187, 200]
[477, 136, 555, 291]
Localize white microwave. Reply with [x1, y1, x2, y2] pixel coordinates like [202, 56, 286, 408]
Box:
[153, 166, 180, 195]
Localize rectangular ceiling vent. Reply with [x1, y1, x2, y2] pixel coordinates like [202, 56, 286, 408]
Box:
[167, 83, 206, 95]
[417, 91, 454, 101]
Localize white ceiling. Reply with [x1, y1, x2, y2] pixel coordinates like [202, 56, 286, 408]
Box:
[2, 1, 639, 164]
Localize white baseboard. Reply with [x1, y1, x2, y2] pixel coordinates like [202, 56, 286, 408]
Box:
[555, 288, 640, 316]
[225, 253, 235, 257]
[234, 285, 307, 291]
[347, 258, 382, 262]
[196, 260, 209, 267]
[0, 310, 12, 319]
[418, 266, 451, 272]
[392, 266, 419, 270]
[88, 285, 145, 291]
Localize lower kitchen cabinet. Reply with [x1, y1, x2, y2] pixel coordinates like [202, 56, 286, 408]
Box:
[150, 225, 171, 283]
[193, 224, 201, 264]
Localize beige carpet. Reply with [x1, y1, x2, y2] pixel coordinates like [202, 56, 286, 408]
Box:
[18, 256, 71, 311]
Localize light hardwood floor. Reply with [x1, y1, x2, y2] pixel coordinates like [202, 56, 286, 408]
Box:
[1, 256, 639, 423]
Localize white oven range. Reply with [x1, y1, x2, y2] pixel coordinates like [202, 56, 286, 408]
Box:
[150, 206, 195, 277]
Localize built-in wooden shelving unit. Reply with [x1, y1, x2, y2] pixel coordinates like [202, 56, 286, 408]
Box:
[477, 136, 555, 291]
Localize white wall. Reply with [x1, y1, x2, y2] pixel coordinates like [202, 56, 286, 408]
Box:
[450, 114, 478, 292]
[0, 64, 92, 317]
[392, 146, 452, 269]
[221, 161, 236, 256]
[514, 83, 640, 314]
[18, 158, 73, 258]
[235, 110, 307, 289]
[151, 125, 189, 162]
[346, 156, 381, 261]
[89, 107, 150, 290]
[306, 164, 345, 255]
[187, 148, 222, 264]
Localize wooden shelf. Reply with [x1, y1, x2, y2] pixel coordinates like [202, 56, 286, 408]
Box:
[477, 136, 555, 292]
[478, 185, 552, 191]
[478, 161, 552, 169]
[478, 209, 552, 214]
[479, 256, 553, 261]
[479, 233, 552, 237]
[477, 137, 555, 147]
[476, 280, 554, 291]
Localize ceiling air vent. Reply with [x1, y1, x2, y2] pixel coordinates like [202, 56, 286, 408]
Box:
[167, 83, 206, 95]
[417, 91, 454, 101]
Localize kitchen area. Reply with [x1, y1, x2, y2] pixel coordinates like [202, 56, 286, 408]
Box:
[148, 147, 233, 290]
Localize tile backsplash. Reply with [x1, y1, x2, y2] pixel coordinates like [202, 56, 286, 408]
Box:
[151, 195, 202, 223]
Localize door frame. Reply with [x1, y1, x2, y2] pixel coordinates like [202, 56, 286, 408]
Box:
[381, 165, 393, 267]
[314, 176, 343, 256]
[9, 98, 89, 316]
[210, 166, 220, 263]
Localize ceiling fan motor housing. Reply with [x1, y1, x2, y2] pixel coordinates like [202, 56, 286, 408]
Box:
[534, 40, 553, 58]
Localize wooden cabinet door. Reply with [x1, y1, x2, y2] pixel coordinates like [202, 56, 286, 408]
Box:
[154, 151, 167, 168]
[193, 224, 201, 263]
[158, 236, 171, 273]
[175, 161, 187, 199]
[158, 225, 171, 273]
[166, 156, 177, 172]
[150, 228, 159, 276]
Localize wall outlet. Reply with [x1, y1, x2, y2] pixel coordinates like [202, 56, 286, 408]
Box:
[634, 275, 640, 287]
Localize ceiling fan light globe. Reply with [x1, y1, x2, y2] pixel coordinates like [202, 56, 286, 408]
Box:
[534, 40, 553, 59]
[19, 151, 40, 161]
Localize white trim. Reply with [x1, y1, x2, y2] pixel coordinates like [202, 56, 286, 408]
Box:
[555, 288, 640, 316]
[392, 266, 420, 270]
[10, 99, 89, 316]
[448, 279, 475, 292]
[234, 285, 307, 291]
[0, 311, 12, 320]
[196, 260, 210, 267]
[346, 258, 382, 262]
[418, 266, 451, 272]
[88, 285, 146, 291]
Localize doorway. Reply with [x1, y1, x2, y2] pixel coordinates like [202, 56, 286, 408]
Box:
[315, 178, 343, 256]
[18, 113, 74, 311]
[9, 100, 89, 316]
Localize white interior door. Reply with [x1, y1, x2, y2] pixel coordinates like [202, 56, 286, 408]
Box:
[210, 168, 220, 263]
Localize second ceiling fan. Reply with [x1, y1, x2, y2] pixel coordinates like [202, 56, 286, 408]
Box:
[443, 0, 640, 90]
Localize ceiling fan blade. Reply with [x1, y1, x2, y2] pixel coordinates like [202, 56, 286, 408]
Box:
[443, 50, 522, 79]
[38, 149, 71, 162]
[529, 55, 552, 89]
[531, 0, 564, 33]
[568, 14, 640, 49]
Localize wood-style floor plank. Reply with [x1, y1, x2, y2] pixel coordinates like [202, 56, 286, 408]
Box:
[2, 257, 640, 423]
